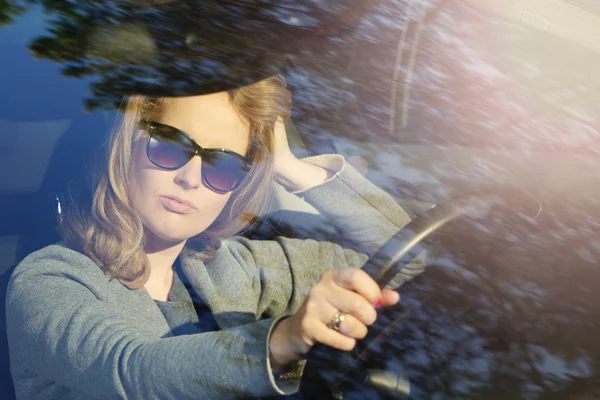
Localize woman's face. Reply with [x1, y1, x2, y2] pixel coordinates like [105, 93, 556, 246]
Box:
[129, 92, 250, 245]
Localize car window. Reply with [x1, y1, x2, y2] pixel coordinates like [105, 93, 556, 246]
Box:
[1, 1, 599, 399]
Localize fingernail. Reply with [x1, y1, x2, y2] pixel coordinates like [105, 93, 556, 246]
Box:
[375, 299, 382, 309]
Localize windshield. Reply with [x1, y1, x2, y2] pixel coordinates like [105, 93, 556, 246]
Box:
[1, 1, 599, 399]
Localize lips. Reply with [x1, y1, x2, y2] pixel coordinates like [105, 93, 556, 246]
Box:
[160, 195, 196, 214]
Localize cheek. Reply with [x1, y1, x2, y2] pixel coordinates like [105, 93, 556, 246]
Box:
[129, 145, 165, 217]
[189, 191, 232, 227]
[129, 171, 164, 226]
[129, 137, 150, 185]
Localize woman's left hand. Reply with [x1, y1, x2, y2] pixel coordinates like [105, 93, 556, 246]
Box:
[271, 117, 297, 175]
[271, 118, 333, 192]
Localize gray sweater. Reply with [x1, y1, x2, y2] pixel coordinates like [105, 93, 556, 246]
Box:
[5, 155, 424, 399]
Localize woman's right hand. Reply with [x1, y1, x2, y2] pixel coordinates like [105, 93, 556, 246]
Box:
[269, 268, 400, 370]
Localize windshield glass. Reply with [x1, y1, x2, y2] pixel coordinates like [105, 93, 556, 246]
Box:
[1, 1, 599, 399]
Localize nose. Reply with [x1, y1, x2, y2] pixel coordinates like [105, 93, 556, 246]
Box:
[173, 155, 203, 190]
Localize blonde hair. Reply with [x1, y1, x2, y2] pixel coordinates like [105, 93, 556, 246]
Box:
[61, 76, 292, 289]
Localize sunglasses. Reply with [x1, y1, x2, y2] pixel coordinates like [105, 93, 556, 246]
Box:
[142, 121, 252, 193]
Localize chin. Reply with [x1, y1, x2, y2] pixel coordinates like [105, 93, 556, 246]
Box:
[152, 225, 199, 242]
[148, 219, 208, 244]
[153, 230, 191, 243]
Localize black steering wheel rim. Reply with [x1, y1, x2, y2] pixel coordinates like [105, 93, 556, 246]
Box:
[295, 189, 541, 399]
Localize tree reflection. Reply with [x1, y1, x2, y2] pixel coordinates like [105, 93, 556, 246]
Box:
[0, 1, 28, 27]
[1, 0, 598, 152]
[3, 0, 598, 152]
[249, 193, 600, 399]
[321, 197, 600, 399]
[286, 0, 600, 156]
[0, 0, 383, 110]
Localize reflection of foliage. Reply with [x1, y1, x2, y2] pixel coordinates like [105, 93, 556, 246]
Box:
[349, 200, 600, 399]
[0, 0, 28, 26]
[3, 0, 599, 150]
[252, 196, 600, 399]
[1, 0, 381, 111]
[288, 0, 600, 157]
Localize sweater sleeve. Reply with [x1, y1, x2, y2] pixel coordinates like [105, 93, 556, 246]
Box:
[5, 245, 298, 399]
[221, 154, 429, 392]
[291, 154, 413, 254]
[229, 154, 425, 319]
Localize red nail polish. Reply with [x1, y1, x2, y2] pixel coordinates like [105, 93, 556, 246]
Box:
[375, 299, 382, 308]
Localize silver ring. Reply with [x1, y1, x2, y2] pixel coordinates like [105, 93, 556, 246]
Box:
[329, 311, 345, 331]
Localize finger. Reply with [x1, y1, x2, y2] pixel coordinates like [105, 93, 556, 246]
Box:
[321, 306, 368, 340]
[330, 269, 381, 305]
[311, 319, 357, 352]
[335, 313, 368, 340]
[273, 117, 288, 138]
[324, 284, 377, 326]
[380, 289, 400, 307]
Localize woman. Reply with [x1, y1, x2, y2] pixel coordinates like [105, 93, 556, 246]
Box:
[5, 76, 415, 399]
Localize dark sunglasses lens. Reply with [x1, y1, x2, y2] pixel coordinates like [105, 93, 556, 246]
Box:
[147, 125, 193, 169]
[203, 153, 248, 192]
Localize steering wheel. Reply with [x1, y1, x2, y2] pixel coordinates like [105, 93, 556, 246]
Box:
[293, 190, 540, 400]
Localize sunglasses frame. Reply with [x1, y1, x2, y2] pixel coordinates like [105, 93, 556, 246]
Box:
[142, 120, 252, 193]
